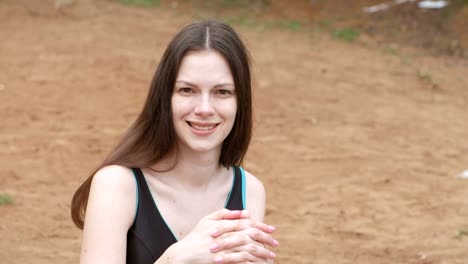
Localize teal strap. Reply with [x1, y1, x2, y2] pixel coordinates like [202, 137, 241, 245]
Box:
[224, 166, 236, 208]
[240, 167, 246, 209]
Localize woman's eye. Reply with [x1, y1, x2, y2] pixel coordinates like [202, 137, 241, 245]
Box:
[179, 87, 192, 94]
[217, 89, 232, 96]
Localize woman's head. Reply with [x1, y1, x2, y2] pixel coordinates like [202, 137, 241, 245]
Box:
[141, 20, 253, 166]
[172, 49, 238, 155]
[71, 20, 253, 229]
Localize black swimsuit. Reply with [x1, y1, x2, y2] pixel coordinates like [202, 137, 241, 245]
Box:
[126, 167, 245, 264]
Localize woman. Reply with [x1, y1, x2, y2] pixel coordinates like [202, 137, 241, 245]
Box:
[71, 20, 279, 264]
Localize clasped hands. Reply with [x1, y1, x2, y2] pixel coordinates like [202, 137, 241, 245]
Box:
[168, 209, 279, 264]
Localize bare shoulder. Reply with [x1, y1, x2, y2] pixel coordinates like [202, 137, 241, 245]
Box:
[81, 165, 137, 262]
[242, 169, 266, 222]
[85, 165, 137, 230]
[91, 165, 136, 193]
[243, 169, 266, 195]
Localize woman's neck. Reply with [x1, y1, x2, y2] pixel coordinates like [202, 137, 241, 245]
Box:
[150, 144, 227, 188]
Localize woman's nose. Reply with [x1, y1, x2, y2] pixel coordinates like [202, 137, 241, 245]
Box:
[194, 93, 215, 116]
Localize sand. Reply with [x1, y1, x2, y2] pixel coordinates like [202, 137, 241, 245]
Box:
[1, 1, 468, 263]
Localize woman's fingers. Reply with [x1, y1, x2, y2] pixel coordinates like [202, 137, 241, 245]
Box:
[206, 209, 241, 221]
[210, 233, 251, 252]
[211, 219, 276, 238]
[210, 232, 277, 262]
[213, 246, 275, 264]
[212, 229, 279, 250]
[243, 228, 279, 248]
[206, 209, 250, 221]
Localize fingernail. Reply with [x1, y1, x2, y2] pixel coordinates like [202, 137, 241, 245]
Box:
[214, 256, 223, 263]
[273, 239, 280, 246]
[209, 243, 219, 252]
[269, 252, 276, 258]
[209, 229, 218, 236]
[268, 225, 276, 231]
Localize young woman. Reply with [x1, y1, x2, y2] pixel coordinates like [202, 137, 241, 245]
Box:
[71, 20, 279, 264]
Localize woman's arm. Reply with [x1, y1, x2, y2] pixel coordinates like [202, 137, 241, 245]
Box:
[242, 170, 277, 263]
[244, 170, 267, 222]
[80, 165, 137, 264]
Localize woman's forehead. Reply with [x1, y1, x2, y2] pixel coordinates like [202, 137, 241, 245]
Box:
[176, 50, 234, 84]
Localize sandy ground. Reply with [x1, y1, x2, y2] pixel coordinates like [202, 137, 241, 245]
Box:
[1, 1, 468, 263]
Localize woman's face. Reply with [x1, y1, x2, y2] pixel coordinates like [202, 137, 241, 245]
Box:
[171, 50, 237, 154]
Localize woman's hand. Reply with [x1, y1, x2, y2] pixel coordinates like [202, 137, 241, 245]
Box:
[210, 232, 277, 263]
[208, 212, 279, 263]
[158, 209, 278, 264]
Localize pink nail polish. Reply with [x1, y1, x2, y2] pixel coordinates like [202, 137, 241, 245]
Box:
[268, 225, 276, 231]
[209, 243, 218, 251]
[214, 256, 223, 263]
[273, 239, 279, 246]
[210, 229, 218, 236]
[270, 252, 276, 258]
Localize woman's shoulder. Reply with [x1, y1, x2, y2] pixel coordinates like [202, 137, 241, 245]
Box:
[86, 165, 137, 228]
[90, 165, 137, 203]
[241, 168, 266, 194]
[92, 165, 136, 188]
[240, 168, 266, 221]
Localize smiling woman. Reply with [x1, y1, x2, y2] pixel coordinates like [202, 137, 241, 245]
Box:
[172, 50, 238, 153]
[71, 20, 279, 264]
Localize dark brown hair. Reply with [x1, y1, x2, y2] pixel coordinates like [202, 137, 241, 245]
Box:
[71, 20, 253, 229]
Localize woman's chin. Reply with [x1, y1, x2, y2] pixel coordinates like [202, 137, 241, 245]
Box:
[182, 143, 222, 154]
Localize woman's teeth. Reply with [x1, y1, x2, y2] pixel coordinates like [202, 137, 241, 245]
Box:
[190, 124, 216, 131]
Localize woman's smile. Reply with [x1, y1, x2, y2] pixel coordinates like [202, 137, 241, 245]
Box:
[187, 121, 219, 135]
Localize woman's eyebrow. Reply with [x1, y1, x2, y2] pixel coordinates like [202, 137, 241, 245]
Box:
[175, 80, 197, 86]
[214, 83, 234, 88]
[176, 80, 234, 88]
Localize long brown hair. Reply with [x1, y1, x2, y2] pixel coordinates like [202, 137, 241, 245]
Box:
[71, 20, 253, 229]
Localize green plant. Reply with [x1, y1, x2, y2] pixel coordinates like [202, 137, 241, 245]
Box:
[417, 70, 437, 88]
[400, 55, 412, 65]
[278, 19, 302, 31]
[0, 194, 13, 206]
[454, 228, 468, 239]
[317, 19, 334, 31]
[220, 0, 249, 8]
[221, 16, 257, 27]
[382, 45, 399, 55]
[455, 0, 468, 6]
[276, 19, 302, 31]
[332, 28, 359, 42]
[115, 0, 160, 7]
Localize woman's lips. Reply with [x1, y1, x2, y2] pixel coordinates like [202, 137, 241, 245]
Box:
[187, 122, 219, 135]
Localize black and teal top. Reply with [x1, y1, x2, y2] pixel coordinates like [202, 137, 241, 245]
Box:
[126, 167, 246, 264]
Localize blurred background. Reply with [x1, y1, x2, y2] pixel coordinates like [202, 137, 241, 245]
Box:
[1, 0, 467, 263]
